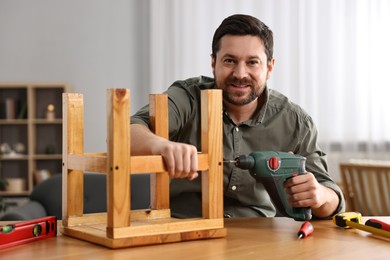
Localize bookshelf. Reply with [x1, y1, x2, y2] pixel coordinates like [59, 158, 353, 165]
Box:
[0, 83, 69, 196]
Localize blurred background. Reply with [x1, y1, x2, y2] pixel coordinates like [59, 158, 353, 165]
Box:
[1, 0, 390, 182]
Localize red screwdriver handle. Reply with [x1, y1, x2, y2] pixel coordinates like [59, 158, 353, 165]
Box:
[365, 219, 390, 232]
[297, 221, 314, 239]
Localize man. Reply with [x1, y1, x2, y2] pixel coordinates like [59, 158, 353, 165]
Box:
[131, 14, 345, 218]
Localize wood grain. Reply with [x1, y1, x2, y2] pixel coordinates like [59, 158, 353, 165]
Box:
[3, 217, 389, 258]
[340, 162, 390, 215]
[149, 94, 170, 210]
[62, 93, 84, 226]
[106, 89, 131, 234]
[61, 89, 225, 248]
[201, 90, 223, 219]
[66, 153, 210, 173]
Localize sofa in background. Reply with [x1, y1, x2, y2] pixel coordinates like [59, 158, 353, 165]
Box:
[0, 173, 150, 221]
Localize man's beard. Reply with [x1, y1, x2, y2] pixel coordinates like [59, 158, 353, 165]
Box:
[220, 77, 264, 106]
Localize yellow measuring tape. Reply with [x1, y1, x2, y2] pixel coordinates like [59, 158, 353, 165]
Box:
[333, 212, 390, 239]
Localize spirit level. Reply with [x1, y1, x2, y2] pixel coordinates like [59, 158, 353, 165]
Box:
[0, 216, 57, 250]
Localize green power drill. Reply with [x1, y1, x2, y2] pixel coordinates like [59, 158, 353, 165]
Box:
[231, 151, 312, 221]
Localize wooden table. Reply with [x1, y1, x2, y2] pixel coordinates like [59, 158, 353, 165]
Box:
[1, 217, 389, 259]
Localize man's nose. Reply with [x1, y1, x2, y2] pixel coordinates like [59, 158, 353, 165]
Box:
[233, 62, 248, 79]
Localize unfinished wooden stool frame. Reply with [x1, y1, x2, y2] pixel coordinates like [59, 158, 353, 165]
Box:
[61, 88, 226, 248]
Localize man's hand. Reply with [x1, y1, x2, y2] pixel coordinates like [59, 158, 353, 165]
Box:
[131, 124, 199, 180]
[151, 139, 199, 180]
[284, 172, 339, 218]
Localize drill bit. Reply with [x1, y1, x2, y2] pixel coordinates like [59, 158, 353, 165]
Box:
[223, 160, 237, 164]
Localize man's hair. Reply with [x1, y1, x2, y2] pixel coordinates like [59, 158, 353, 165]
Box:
[212, 14, 274, 62]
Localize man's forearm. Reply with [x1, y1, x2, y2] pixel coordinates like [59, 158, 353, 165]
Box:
[130, 124, 165, 155]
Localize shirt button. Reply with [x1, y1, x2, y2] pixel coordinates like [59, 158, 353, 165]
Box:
[235, 127, 239, 132]
[231, 185, 237, 191]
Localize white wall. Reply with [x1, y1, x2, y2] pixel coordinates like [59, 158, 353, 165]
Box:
[2, 1, 388, 184]
[0, 0, 150, 152]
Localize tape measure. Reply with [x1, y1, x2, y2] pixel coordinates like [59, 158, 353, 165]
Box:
[333, 212, 363, 228]
[333, 212, 390, 239]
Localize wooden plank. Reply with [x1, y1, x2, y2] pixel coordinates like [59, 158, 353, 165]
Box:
[339, 165, 353, 212]
[61, 224, 226, 249]
[130, 208, 171, 221]
[348, 168, 359, 212]
[149, 94, 169, 139]
[385, 171, 390, 215]
[375, 170, 385, 215]
[356, 167, 370, 215]
[366, 169, 378, 215]
[106, 89, 131, 235]
[131, 155, 166, 173]
[67, 153, 209, 173]
[67, 212, 107, 226]
[110, 218, 224, 239]
[62, 93, 84, 226]
[149, 94, 170, 210]
[201, 90, 223, 219]
[66, 209, 171, 226]
[68, 154, 107, 173]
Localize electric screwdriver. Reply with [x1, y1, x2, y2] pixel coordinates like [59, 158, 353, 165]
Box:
[229, 151, 312, 221]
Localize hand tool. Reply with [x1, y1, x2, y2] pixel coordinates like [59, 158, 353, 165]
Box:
[225, 151, 311, 221]
[297, 221, 314, 239]
[0, 216, 57, 250]
[365, 218, 390, 232]
[333, 212, 390, 239]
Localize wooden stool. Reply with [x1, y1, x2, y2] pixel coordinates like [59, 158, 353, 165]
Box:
[60, 89, 226, 248]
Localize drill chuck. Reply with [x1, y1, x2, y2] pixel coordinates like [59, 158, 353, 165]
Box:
[234, 155, 255, 169]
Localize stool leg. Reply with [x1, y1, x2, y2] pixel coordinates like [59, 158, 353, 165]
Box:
[107, 89, 131, 237]
[201, 90, 223, 219]
[62, 93, 85, 226]
[149, 94, 170, 210]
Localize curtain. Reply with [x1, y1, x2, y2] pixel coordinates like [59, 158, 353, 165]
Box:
[147, 0, 390, 156]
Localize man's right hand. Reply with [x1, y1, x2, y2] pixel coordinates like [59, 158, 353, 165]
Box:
[131, 124, 199, 180]
[151, 140, 199, 180]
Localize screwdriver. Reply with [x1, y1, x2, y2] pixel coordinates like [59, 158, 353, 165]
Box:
[297, 221, 314, 239]
[365, 219, 390, 232]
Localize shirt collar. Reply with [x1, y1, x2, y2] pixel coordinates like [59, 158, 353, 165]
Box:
[255, 86, 270, 124]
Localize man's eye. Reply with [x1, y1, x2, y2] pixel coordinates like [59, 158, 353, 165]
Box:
[224, 59, 235, 64]
[248, 60, 259, 65]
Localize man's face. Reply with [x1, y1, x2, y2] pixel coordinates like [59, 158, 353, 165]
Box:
[212, 35, 274, 106]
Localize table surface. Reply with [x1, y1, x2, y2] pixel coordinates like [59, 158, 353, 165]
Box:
[1, 217, 389, 259]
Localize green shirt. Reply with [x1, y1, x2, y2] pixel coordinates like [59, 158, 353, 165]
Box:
[131, 76, 345, 218]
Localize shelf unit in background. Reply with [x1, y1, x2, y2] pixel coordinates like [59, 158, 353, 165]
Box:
[0, 83, 69, 196]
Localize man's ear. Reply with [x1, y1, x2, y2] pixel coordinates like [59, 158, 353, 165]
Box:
[211, 54, 216, 74]
[266, 58, 275, 80]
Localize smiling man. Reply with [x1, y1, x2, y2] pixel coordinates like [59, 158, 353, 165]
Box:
[130, 14, 345, 219]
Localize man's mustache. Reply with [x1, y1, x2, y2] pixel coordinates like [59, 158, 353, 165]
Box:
[227, 77, 253, 85]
